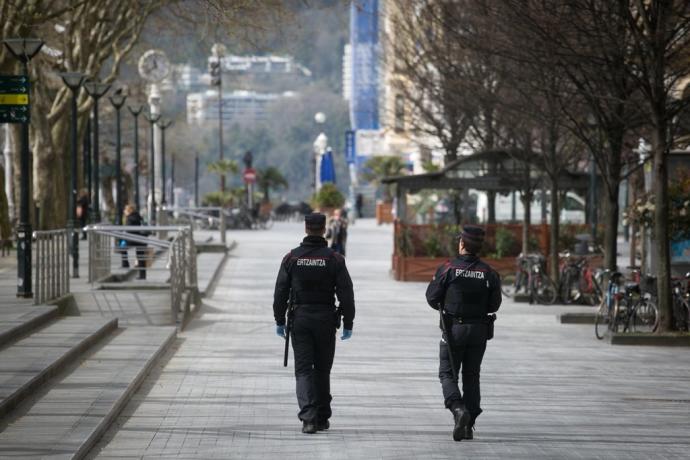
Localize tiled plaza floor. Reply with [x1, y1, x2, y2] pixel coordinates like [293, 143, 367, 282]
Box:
[90, 220, 690, 459]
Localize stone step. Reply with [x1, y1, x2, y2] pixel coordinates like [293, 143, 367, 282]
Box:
[0, 306, 59, 349]
[197, 252, 227, 297]
[71, 292, 173, 327]
[0, 326, 176, 459]
[559, 312, 597, 324]
[0, 317, 118, 418]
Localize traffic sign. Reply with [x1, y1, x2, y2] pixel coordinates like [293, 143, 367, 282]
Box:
[0, 75, 30, 124]
[243, 168, 257, 184]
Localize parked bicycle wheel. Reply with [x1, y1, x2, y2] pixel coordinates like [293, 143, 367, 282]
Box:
[594, 303, 610, 340]
[632, 298, 658, 333]
[533, 274, 558, 305]
[500, 273, 516, 298]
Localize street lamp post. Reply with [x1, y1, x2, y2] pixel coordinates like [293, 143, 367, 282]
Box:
[171, 154, 176, 207]
[128, 104, 143, 211]
[84, 80, 111, 223]
[210, 43, 226, 194]
[313, 112, 327, 192]
[109, 90, 127, 224]
[143, 111, 160, 224]
[83, 115, 92, 218]
[158, 118, 173, 207]
[194, 152, 199, 207]
[60, 72, 86, 278]
[3, 38, 44, 298]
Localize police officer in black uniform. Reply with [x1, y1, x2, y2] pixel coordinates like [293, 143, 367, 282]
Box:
[425, 226, 501, 441]
[273, 213, 355, 434]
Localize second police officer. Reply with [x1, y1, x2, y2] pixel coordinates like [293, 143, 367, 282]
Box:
[425, 226, 502, 441]
[273, 213, 355, 434]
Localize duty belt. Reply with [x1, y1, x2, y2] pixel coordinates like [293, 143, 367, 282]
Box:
[451, 316, 487, 325]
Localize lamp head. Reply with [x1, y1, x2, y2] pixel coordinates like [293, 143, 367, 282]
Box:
[84, 80, 111, 99]
[108, 90, 127, 109]
[128, 104, 144, 116]
[60, 72, 86, 91]
[158, 117, 173, 129]
[3, 38, 44, 62]
[144, 111, 161, 124]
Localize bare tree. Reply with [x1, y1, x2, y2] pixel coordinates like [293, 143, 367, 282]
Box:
[621, 0, 690, 331]
[0, 0, 287, 229]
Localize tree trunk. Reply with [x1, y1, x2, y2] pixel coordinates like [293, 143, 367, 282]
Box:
[487, 190, 496, 223]
[652, 123, 672, 332]
[602, 190, 619, 271]
[549, 179, 560, 283]
[521, 191, 532, 255]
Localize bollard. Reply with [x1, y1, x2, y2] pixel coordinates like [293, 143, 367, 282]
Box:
[220, 210, 227, 244]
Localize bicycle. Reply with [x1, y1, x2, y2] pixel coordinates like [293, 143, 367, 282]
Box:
[595, 271, 658, 339]
[502, 254, 557, 304]
[672, 272, 690, 331]
[559, 252, 601, 305]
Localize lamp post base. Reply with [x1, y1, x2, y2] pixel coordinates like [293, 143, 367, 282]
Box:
[16, 221, 32, 298]
[68, 218, 80, 279]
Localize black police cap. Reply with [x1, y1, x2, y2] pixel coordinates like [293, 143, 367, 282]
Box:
[460, 225, 485, 244]
[305, 212, 326, 228]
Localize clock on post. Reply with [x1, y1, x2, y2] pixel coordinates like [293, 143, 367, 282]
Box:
[138, 49, 170, 82]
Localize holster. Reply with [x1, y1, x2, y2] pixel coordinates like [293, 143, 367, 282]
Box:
[334, 306, 343, 330]
[486, 313, 497, 340]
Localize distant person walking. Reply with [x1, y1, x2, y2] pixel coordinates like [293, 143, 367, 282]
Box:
[355, 193, 364, 218]
[326, 208, 348, 256]
[76, 189, 89, 240]
[120, 205, 148, 280]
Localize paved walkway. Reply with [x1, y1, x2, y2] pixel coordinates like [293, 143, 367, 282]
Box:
[89, 220, 690, 459]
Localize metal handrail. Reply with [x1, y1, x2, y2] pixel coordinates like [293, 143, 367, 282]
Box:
[33, 229, 69, 305]
[85, 224, 197, 326]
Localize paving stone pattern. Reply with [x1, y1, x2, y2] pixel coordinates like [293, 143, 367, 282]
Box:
[85, 221, 690, 459]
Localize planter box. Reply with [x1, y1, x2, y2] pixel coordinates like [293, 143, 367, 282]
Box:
[376, 202, 394, 225]
[393, 255, 517, 282]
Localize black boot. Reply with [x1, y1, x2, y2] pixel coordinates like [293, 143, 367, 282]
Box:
[463, 423, 474, 440]
[302, 421, 317, 434]
[452, 407, 470, 442]
[316, 420, 329, 431]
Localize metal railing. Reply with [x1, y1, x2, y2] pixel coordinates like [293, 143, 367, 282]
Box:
[85, 224, 197, 325]
[169, 226, 197, 324]
[33, 229, 69, 305]
[162, 206, 226, 242]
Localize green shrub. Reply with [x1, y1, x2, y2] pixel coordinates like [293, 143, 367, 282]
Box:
[311, 183, 345, 209]
[424, 232, 443, 258]
[495, 227, 519, 258]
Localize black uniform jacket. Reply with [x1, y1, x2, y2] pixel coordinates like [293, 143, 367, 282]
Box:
[273, 235, 355, 329]
[425, 254, 502, 318]
[124, 212, 149, 247]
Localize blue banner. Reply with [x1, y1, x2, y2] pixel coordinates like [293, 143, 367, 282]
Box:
[345, 130, 356, 164]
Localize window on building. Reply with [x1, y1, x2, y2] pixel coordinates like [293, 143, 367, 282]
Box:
[394, 95, 405, 132]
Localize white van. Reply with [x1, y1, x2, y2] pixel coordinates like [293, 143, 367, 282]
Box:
[474, 190, 586, 223]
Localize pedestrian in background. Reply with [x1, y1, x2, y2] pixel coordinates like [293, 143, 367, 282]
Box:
[76, 189, 89, 240]
[326, 208, 348, 256]
[425, 226, 502, 441]
[273, 212, 355, 434]
[121, 204, 148, 280]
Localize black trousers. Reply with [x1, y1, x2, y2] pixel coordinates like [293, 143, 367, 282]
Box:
[439, 322, 487, 423]
[121, 245, 147, 278]
[291, 306, 336, 423]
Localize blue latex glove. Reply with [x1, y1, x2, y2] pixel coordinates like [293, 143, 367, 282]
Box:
[341, 329, 352, 341]
[119, 239, 127, 248]
[276, 325, 286, 338]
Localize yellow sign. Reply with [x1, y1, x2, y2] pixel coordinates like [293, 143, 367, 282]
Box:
[0, 94, 28, 105]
